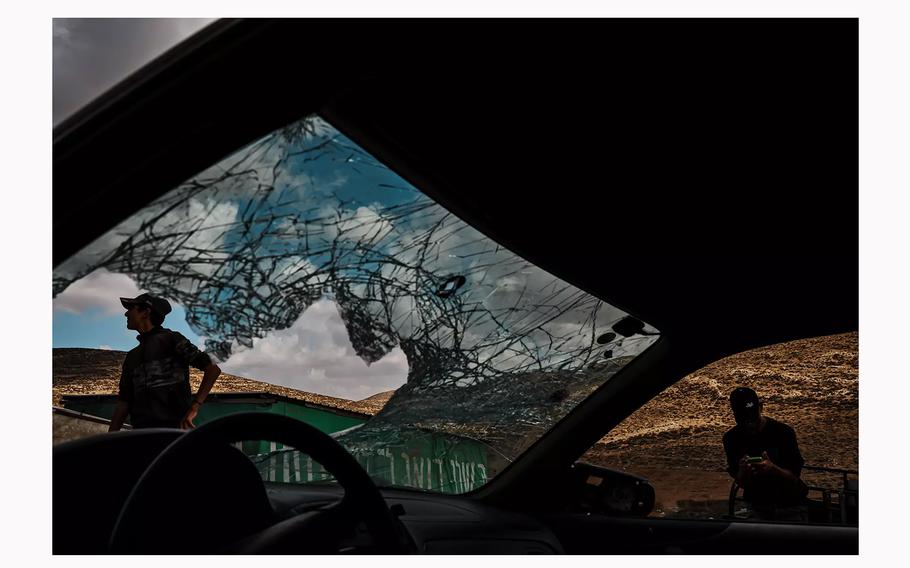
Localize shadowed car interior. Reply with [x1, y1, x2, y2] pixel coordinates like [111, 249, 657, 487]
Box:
[53, 19, 857, 554]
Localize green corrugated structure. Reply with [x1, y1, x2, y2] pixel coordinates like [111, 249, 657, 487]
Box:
[61, 392, 489, 494]
[60, 392, 366, 434]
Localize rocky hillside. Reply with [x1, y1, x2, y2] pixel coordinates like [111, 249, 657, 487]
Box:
[52, 348, 387, 416]
[55, 331, 858, 476]
[583, 332, 858, 480]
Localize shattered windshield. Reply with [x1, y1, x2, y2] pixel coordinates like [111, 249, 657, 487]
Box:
[53, 115, 660, 493]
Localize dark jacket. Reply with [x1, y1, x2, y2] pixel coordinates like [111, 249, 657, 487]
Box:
[118, 326, 213, 428]
[723, 417, 807, 508]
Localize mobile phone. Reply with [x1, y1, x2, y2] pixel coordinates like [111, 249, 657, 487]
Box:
[747, 456, 763, 463]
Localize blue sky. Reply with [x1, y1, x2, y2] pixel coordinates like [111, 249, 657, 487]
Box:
[52, 267, 203, 352]
[53, 302, 202, 352]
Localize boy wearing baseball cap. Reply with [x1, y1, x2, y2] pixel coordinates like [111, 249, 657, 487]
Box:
[722, 387, 808, 520]
[109, 293, 221, 431]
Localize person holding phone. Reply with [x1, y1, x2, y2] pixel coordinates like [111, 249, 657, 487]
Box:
[723, 387, 808, 520]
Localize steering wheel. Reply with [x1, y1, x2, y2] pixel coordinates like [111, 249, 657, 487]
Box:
[109, 412, 410, 554]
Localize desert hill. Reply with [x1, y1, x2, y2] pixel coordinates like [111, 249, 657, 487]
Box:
[585, 331, 857, 471]
[582, 331, 857, 517]
[52, 348, 390, 416]
[55, 332, 858, 470]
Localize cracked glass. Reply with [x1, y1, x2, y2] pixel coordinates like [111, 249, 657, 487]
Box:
[54, 115, 660, 493]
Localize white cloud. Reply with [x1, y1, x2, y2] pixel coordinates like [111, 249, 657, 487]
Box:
[336, 205, 395, 244]
[147, 196, 239, 285]
[53, 268, 141, 316]
[53, 194, 239, 294]
[97, 345, 113, 351]
[220, 298, 409, 401]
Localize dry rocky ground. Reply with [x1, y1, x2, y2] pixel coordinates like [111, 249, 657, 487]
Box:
[52, 348, 388, 416]
[582, 331, 858, 518]
[54, 332, 857, 518]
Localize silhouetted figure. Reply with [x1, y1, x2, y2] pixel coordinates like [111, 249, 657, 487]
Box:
[109, 293, 221, 431]
[723, 387, 808, 520]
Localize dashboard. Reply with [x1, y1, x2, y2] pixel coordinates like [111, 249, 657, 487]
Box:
[265, 483, 564, 554]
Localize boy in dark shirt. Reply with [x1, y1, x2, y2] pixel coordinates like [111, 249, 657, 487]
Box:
[723, 387, 807, 519]
[109, 293, 221, 430]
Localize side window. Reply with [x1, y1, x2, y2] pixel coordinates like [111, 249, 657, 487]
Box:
[580, 332, 857, 524]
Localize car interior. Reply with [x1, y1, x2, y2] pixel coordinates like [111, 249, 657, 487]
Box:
[53, 19, 858, 554]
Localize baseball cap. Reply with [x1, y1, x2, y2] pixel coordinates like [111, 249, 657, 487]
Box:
[730, 387, 760, 423]
[120, 293, 172, 317]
